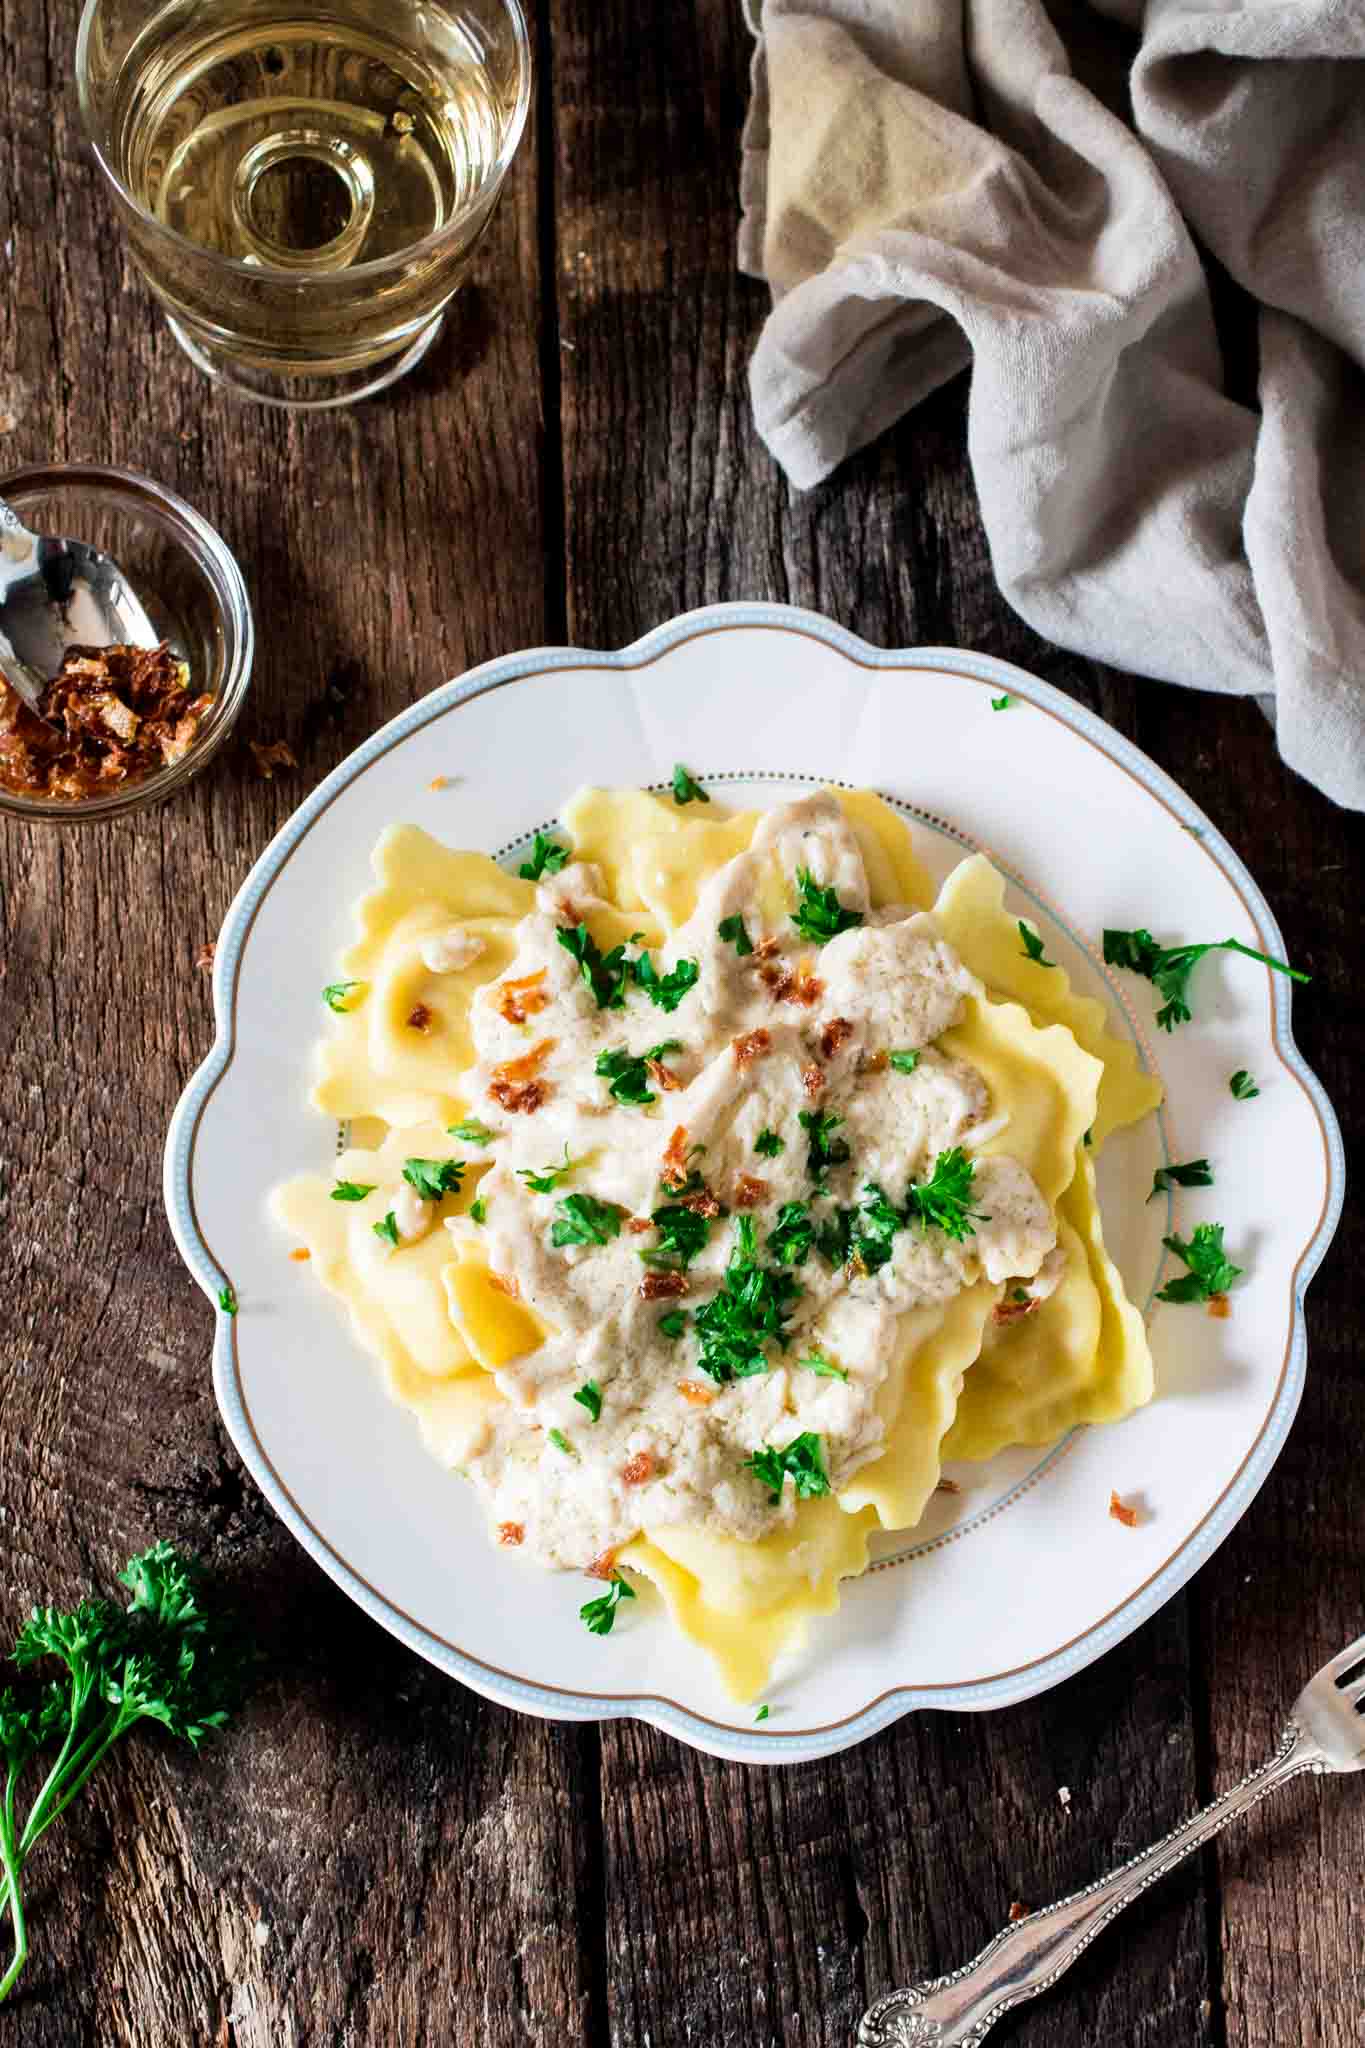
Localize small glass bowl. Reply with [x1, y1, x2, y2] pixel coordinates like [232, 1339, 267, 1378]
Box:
[0, 463, 253, 825]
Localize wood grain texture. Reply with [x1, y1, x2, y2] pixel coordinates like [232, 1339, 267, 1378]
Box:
[0, 0, 1359, 2041]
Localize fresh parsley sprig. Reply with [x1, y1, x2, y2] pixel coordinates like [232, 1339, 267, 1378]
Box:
[449, 1119, 495, 1145]
[402, 1157, 465, 1200]
[1148, 1159, 1214, 1202]
[888, 1051, 919, 1075]
[1230, 1069, 1260, 1101]
[718, 915, 753, 957]
[767, 1202, 815, 1267]
[791, 869, 864, 946]
[658, 1309, 688, 1340]
[519, 832, 570, 880]
[580, 1574, 635, 1635]
[671, 765, 710, 806]
[798, 1108, 851, 1185]
[743, 1433, 830, 1504]
[551, 1194, 623, 1249]
[693, 1218, 801, 1384]
[1103, 928, 1308, 1032]
[518, 1145, 586, 1195]
[631, 950, 701, 1014]
[330, 1180, 376, 1203]
[754, 1129, 785, 1158]
[905, 1148, 987, 1242]
[596, 1041, 682, 1107]
[573, 1381, 603, 1423]
[1018, 921, 1056, 968]
[558, 923, 632, 1009]
[373, 1211, 400, 1248]
[0, 1545, 249, 2005]
[640, 1204, 714, 1271]
[322, 980, 363, 1014]
[1156, 1222, 1243, 1303]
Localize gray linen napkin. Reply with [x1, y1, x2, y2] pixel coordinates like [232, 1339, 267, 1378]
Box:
[739, 0, 1365, 809]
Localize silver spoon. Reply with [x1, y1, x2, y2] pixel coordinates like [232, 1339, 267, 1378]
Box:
[0, 495, 159, 717]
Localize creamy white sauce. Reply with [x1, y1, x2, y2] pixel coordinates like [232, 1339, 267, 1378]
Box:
[419, 926, 486, 975]
[394, 796, 1060, 1568]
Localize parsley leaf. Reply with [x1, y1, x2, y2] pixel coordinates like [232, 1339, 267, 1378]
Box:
[817, 1182, 906, 1276]
[658, 1309, 688, 1340]
[671, 764, 710, 805]
[754, 1128, 785, 1158]
[372, 1211, 400, 1249]
[0, 1543, 250, 2004]
[470, 1197, 488, 1225]
[800, 1353, 848, 1382]
[889, 1050, 920, 1074]
[791, 868, 864, 945]
[449, 1118, 495, 1145]
[573, 1381, 603, 1423]
[718, 914, 753, 957]
[322, 980, 362, 1014]
[1148, 1159, 1214, 1202]
[755, 1704, 770, 1723]
[991, 694, 1013, 711]
[693, 1218, 801, 1384]
[217, 1285, 237, 1315]
[904, 1148, 987, 1242]
[743, 1432, 830, 1504]
[551, 1194, 623, 1249]
[580, 1574, 635, 1635]
[767, 1201, 815, 1267]
[558, 922, 631, 1008]
[518, 1145, 585, 1195]
[1103, 927, 1309, 1031]
[330, 1180, 376, 1203]
[1230, 1069, 1260, 1101]
[631, 949, 701, 1014]
[548, 1428, 576, 1456]
[595, 1040, 682, 1107]
[1156, 1222, 1243, 1304]
[1083, 1128, 1093, 1147]
[798, 1108, 851, 1185]
[1018, 921, 1056, 968]
[518, 832, 570, 880]
[401, 1157, 465, 1201]
[641, 1203, 714, 1271]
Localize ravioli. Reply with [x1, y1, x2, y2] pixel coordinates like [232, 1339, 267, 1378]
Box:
[275, 785, 1161, 1704]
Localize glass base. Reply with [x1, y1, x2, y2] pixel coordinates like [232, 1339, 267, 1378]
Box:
[165, 310, 446, 410]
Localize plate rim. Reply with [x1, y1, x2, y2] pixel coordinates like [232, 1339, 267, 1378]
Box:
[164, 601, 1346, 1764]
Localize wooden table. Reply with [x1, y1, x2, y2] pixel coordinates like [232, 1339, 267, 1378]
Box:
[2, 2, 1362, 2041]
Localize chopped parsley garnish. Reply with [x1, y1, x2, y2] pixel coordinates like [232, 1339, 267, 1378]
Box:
[1157, 1222, 1242, 1304]
[580, 1574, 635, 1635]
[632, 949, 701, 1014]
[217, 1285, 237, 1315]
[817, 1182, 905, 1275]
[671, 764, 710, 805]
[558, 922, 632, 1009]
[595, 1040, 682, 1106]
[991, 694, 1013, 711]
[767, 1201, 815, 1267]
[658, 1309, 688, 1340]
[641, 1202, 714, 1271]
[799, 1353, 848, 1382]
[1011, 1287, 1030, 1304]
[401, 1157, 465, 1200]
[322, 980, 361, 1013]
[905, 1148, 987, 1242]
[755, 1704, 770, 1723]
[469, 1197, 488, 1225]
[693, 1217, 801, 1384]
[551, 1193, 623, 1249]
[1148, 1159, 1214, 1202]
[372, 1211, 400, 1249]
[791, 868, 864, 945]
[754, 1128, 785, 1158]
[518, 831, 570, 880]
[743, 1432, 830, 1504]
[718, 913, 753, 957]
[449, 1118, 494, 1145]
[518, 1145, 585, 1195]
[888, 1050, 920, 1074]
[330, 1180, 376, 1202]
[1102, 927, 1309, 1032]
[573, 1380, 603, 1423]
[548, 1428, 576, 1456]
[1018, 921, 1056, 968]
[1083, 1128, 1093, 1147]
[1230, 1069, 1260, 1101]
[798, 1107, 851, 1185]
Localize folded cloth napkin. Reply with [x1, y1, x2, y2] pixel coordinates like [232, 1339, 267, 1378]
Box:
[739, 0, 1365, 808]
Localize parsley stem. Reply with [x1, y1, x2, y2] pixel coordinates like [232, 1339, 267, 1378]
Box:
[17, 1709, 125, 1860]
[1220, 938, 1309, 983]
[0, 1770, 28, 2006]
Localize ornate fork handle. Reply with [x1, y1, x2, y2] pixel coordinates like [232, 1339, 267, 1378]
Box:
[858, 1720, 1322, 2047]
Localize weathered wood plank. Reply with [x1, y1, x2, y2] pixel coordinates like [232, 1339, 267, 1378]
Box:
[553, 3, 1214, 2045]
[0, 4, 600, 2043]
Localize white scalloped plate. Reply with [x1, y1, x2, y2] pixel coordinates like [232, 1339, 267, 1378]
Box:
[165, 604, 1343, 1764]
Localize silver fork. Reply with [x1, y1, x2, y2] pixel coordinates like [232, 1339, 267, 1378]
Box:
[857, 1632, 1365, 2046]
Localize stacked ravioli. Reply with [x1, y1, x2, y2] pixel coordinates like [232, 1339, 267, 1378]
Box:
[274, 787, 1161, 1700]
